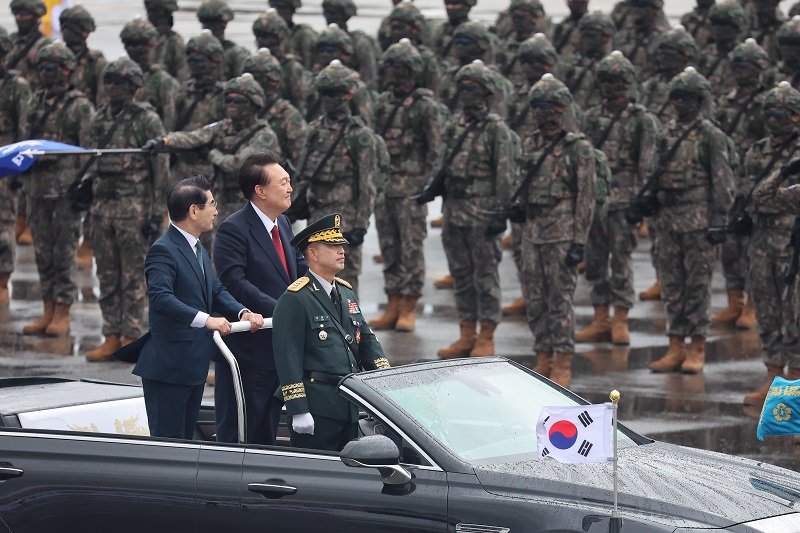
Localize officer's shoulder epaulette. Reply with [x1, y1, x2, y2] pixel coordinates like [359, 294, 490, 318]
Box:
[334, 276, 352, 289]
[287, 276, 310, 292]
[564, 131, 586, 143]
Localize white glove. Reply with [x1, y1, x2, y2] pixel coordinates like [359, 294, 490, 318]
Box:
[292, 412, 315, 435]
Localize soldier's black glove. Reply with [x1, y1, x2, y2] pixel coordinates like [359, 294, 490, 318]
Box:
[780, 156, 800, 179]
[508, 203, 526, 223]
[564, 243, 584, 267]
[142, 137, 165, 154]
[706, 227, 727, 245]
[342, 227, 367, 247]
[8, 175, 23, 192]
[140, 214, 163, 239]
[67, 178, 93, 212]
[485, 215, 507, 237]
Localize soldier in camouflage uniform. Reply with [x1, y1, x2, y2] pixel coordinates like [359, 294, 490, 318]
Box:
[680, 0, 715, 50]
[243, 49, 309, 164]
[496, 0, 551, 86]
[697, 1, 747, 99]
[59, 5, 107, 107]
[269, 0, 318, 70]
[611, 0, 671, 33]
[552, 0, 589, 62]
[378, 0, 433, 52]
[292, 60, 379, 293]
[639, 26, 698, 125]
[121, 17, 181, 132]
[145, 0, 190, 82]
[8, 0, 50, 91]
[562, 11, 615, 111]
[613, 0, 665, 80]
[252, 9, 314, 115]
[577, 51, 659, 346]
[647, 67, 735, 374]
[740, 82, 800, 405]
[491, 3, 553, 42]
[22, 42, 94, 338]
[711, 38, 770, 329]
[197, 0, 250, 81]
[749, 0, 785, 63]
[370, 39, 446, 333]
[322, 0, 380, 90]
[85, 58, 171, 361]
[0, 27, 30, 306]
[432, 0, 475, 64]
[417, 59, 520, 358]
[775, 16, 800, 88]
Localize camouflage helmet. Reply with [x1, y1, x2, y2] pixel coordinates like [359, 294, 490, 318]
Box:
[120, 16, 159, 43]
[388, 1, 426, 33]
[186, 30, 224, 62]
[455, 59, 495, 92]
[322, 0, 357, 18]
[668, 66, 711, 96]
[630, 0, 663, 8]
[597, 50, 636, 83]
[269, 0, 302, 9]
[459, 0, 478, 8]
[730, 38, 770, 70]
[453, 20, 493, 53]
[777, 15, 800, 46]
[36, 41, 77, 71]
[315, 59, 359, 91]
[382, 38, 424, 75]
[762, 81, 800, 114]
[253, 9, 290, 40]
[517, 33, 558, 66]
[10, 0, 47, 17]
[0, 26, 12, 55]
[509, 0, 545, 16]
[316, 23, 354, 55]
[144, 0, 180, 13]
[242, 48, 282, 83]
[578, 11, 616, 36]
[708, 1, 747, 30]
[103, 57, 145, 87]
[655, 25, 698, 60]
[225, 73, 266, 108]
[59, 5, 97, 32]
[197, 0, 234, 22]
[528, 73, 572, 107]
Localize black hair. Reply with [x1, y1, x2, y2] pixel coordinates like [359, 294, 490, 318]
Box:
[238, 150, 282, 200]
[167, 175, 211, 222]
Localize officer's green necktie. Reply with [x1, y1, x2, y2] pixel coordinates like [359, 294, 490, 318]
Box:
[195, 241, 205, 275]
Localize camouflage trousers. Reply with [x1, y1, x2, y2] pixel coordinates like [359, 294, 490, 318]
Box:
[308, 206, 363, 295]
[521, 236, 577, 354]
[27, 197, 80, 304]
[720, 233, 750, 291]
[510, 221, 523, 272]
[585, 209, 637, 309]
[92, 207, 148, 338]
[442, 222, 502, 324]
[654, 228, 715, 338]
[749, 222, 800, 368]
[375, 197, 427, 297]
[0, 182, 17, 273]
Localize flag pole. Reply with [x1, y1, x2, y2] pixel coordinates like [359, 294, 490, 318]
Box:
[609, 389, 622, 533]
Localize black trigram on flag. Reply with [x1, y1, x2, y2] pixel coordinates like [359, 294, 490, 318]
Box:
[578, 440, 593, 457]
[541, 447, 550, 458]
[578, 410, 594, 427]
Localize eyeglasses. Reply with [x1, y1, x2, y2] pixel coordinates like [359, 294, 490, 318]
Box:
[529, 100, 558, 110]
[710, 18, 739, 28]
[764, 108, 791, 120]
[519, 55, 543, 65]
[199, 17, 224, 25]
[316, 44, 340, 55]
[37, 63, 58, 73]
[187, 54, 210, 64]
[318, 88, 348, 98]
[11, 8, 33, 17]
[597, 74, 627, 85]
[103, 76, 128, 86]
[669, 92, 697, 103]
[453, 37, 475, 46]
[383, 59, 409, 70]
[254, 30, 277, 40]
[225, 95, 250, 105]
[458, 83, 480, 92]
[124, 39, 151, 48]
[196, 199, 218, 209]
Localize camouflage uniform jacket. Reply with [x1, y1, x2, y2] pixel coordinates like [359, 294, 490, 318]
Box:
[431, 20, 461, 63]
[259, 96, 309, 164]
[611, 1, 671, 32]
[136, 64, 181, 132]
[749, 13, 785, 64]
[507, 81, 538, 141]
[374, 88, 447, 198]
[70, 47, 107, 108]
[279, 54, 313, 115]
[290, 22, 318, 70]
[153, 30, 189, 82]
[0, 71, 31, 213]
[563, 54, 602, 111]
[654, 118, 735, 233]
[697, 44, 735, 98]
[517, 131, 596, 244]
[745, 135, 800, 226]
[639, 73, 677, 125]
[295, 114, 378, 231]
[88, 101, 170, 218]
[752, 166, 800, 215]
[348, 30, 380, 91]
[7, 31, 51, 91]
[496, 35, 528, 87]
[305, 78, 375, 127]
[772, 66, 800, 91]
[680, 9, 713, 49]
[377, 15, 433, 51]
[614, 27, 663, 79]
[221, 39, 250, 80]
[174, 80, 226, 170]
[582, 102, 660, 209]
[552, 16, 582, 62]
[166, 118, 283, 192]
[715, 85, 767, 180]
[438, 110, 520, 227]
[439, 63, 512, 118]
[27, 87, 94, 198]
[377, 45, 443, 97]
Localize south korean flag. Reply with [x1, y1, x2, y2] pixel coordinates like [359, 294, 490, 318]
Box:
[536, 404, 614, 464]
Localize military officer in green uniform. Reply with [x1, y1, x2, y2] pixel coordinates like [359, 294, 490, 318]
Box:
[272, 213, 390, 452]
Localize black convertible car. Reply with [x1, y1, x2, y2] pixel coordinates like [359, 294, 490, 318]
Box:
[0, 357, 798, 532]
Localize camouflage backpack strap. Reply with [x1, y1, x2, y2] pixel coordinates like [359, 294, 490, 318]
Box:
[511, 130, 566, 205]
[6, 31, 43, 70]
[225, 121, 269, 154]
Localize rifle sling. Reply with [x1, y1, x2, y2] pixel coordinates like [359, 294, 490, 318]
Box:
[593, 105, 626, 152]
[70, 104, 141, 185]
[30, 91, 80, 139]
[306, 121, 350, 184]
[740, 132, 799, 208]
[175, 85, 221, 131]
[378, 92, 422, 137]
[7, 32, 42, 70]
[638, 119, 703, 197]
[511, 131, 566, 205]
[723, 88, 762, 137]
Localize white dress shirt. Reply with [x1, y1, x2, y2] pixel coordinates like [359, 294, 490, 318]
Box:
[250, 201, 278, 234]
[308, 269, 336, 299]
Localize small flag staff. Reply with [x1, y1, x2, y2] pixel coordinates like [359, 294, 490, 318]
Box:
[609, 389, 622, 533]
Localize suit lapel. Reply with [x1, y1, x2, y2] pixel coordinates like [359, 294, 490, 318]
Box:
[169, 226, 209, 305]
[247, 204, 290, 284]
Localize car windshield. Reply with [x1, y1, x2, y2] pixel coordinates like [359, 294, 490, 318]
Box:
[366, 361, 638, 465]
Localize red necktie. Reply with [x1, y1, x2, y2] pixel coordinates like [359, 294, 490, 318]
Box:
[271, 225, 289, 276]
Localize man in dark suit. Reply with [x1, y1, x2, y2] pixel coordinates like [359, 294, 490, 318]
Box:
[213, 151, 307, 444]
[133, 175, 264, 440]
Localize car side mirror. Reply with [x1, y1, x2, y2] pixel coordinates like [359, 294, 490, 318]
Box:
[340, 435, 412, 485]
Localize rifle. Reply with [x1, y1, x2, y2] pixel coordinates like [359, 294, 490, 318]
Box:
[783, 217, 800, 302]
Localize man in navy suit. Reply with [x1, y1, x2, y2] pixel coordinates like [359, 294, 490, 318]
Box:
[133, 175, 264, 440]
[213, 151, 308, 444]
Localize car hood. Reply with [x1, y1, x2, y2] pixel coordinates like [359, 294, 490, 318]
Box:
[473, 441, 800, 528]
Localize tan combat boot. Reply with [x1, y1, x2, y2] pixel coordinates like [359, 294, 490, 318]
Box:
[470, 321, 497, 357]
[735, 293, 757, 329]
[502, 296, 526, 316]
[17, 221, 32, 245]
[395, 295, 419, 332]
[434, 274, 454, 289]
[437, 321, 477, 359]
[711, 289, 744, 325]
[611, 306, 630, 345]
[0, 272, 11, 305]
[533, 351, 553, 377]
[649, 335, 687, 372]
[430, 216, 444, 228]
[77, 237, 93, 268]
[372, 254, 383, 263]
[22, 300, 55, 335]
[575, 305, 611, 343]
[550, 352, 573, 388]
[501, 233, 512, 250]
[681, 335, 706, 374]
[371, 294, 402, 330]
[45, 303, 71, 337]
[14, 213, 25, 240]
[85, 334, 121, 362]
[638, 219, 649, 238]
[743, 365, 784, 405]
[639, 276, 662, 301]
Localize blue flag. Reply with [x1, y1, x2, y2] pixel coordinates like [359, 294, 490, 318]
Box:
[0, 140, 85, 178]
[757, 376, 800, 440]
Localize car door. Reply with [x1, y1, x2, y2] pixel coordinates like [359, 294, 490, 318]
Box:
[0, 429, 200, 533]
